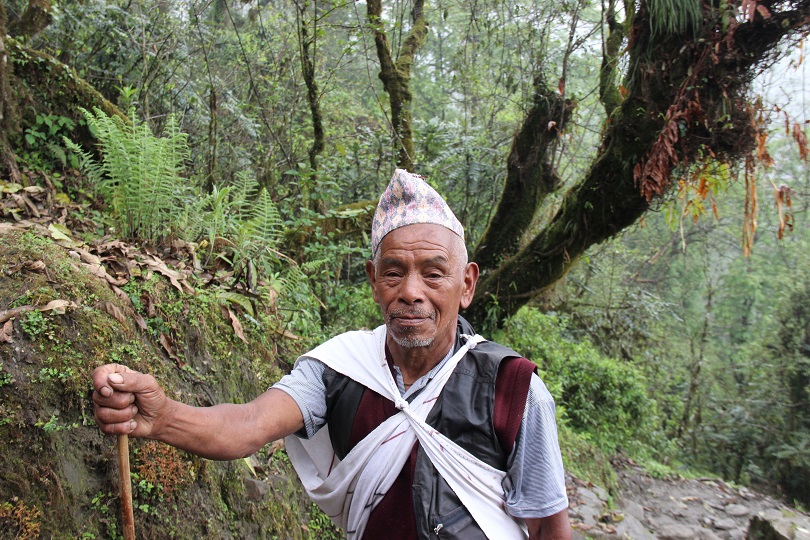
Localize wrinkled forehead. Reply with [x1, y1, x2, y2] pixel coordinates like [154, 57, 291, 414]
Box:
[375, 223, 467, 264]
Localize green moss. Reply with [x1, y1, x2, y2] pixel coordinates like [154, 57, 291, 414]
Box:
[0, 227, 310, 537]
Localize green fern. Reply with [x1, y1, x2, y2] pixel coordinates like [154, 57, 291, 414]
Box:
[247, 188, 283, 251]
[231, 171, 259, 221]
[65, 108, 195, 242]
[647, 0, 702, 39]
[62, 138, 104, 185]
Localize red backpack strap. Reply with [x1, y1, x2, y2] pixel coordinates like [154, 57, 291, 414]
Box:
[494, 356, 537, 454]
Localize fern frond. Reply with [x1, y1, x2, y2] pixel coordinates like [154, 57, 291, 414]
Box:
[246, 188, 283, 252]
[300, 258, 329, 274]
[62, 137, 104, 185]
[74, 107, 196, 242]
[647, 0, 702, 39]
[231, 171, 259, 220]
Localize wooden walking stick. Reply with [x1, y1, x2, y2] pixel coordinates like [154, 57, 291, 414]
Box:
[117, 434, 136, 540]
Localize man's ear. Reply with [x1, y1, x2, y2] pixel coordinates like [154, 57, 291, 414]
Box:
[459, 262, 479, 309]
[365, 260, 379, 303]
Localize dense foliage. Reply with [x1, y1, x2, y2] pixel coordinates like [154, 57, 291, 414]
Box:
[0, 0, 808, 513]
[495, 308, 657, 453]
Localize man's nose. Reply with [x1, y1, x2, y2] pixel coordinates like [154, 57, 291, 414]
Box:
[398, 272, 425, 304]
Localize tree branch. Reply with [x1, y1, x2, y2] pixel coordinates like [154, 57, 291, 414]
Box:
[465, 0, 810, 327]
[473, 73, 575, 274]
[367, 0, 427, 171]
[9, 0, 51, 38]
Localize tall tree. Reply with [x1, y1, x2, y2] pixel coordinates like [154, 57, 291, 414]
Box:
[367, 0, 427, 171]
[463, 0, 810, 326]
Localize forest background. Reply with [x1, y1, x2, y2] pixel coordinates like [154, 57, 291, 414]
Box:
[0, 0, 809, 534]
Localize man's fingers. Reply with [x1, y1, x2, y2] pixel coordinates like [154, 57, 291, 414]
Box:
[95, 403, 138, 424]
[92, 364, 138, 398]
[92, 388, 135, 409]
[96, 418, 138, 436]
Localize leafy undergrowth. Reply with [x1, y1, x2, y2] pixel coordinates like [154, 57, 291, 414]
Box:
[0, 180, 328, 537]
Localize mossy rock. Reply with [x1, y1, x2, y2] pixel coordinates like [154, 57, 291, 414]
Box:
[0, 227, 323, 539]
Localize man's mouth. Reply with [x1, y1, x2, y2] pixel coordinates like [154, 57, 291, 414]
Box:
[387, 310, 435, 326]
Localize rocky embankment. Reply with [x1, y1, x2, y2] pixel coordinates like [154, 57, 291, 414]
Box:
[568, 459, 810, 540]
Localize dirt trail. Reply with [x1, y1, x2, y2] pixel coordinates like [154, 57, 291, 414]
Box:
[567, 459, 810, 539]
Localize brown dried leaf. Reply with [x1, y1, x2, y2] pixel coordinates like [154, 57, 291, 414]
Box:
[774, 184, 794, 239]
[41, 299, 76, 314]
[96, 300, 127, 325]
[268, 439, 285, 454]
[18, 193, 40, 217]
[159, 333, 185, 368]
[225, 307, 249, 344]
[81, 262, 128, 287]
[792, 123, 808, 161]
[109, 286, 148, 330]
[75, 248, 102, 266]
[757, 131, 774, 167]
[277, 327, 301, 341]
[0, 320, 13, 343]
[143, 256, 194, 294]
[5, 260, 46, 275]
[742, 163, 758, 257]
[0, 305, 35, 324]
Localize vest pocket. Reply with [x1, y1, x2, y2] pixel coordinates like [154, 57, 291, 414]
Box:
[431, 505, 486, 539]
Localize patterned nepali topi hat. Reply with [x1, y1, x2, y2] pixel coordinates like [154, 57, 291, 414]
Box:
[371, 169, 464, 256]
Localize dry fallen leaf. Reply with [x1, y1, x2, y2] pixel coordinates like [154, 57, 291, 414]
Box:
[143, 256, 194, 294]
[0, 306, 35, 324]
[5, 260, 46, 275]
[0, 320, 13, 343]
[223, 306, 249, 344]
[110, 286, 148, 331]
[267, 439, 285, 454]
[41, 299, 77, 314]
[75, 248, 102, 266]
[159, 333, 186, 368]
[96, 301, 127, 325]
[81, 262, 128, 287]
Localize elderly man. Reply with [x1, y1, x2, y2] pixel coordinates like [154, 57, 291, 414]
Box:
[92, 170, 571, 539]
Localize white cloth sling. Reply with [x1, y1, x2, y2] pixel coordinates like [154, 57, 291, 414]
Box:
[284, 325, 528, 539]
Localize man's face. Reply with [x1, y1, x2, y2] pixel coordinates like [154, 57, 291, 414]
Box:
[366, 224, 479, 356]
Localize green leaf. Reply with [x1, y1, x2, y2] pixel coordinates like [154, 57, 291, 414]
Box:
[48, 223, 73, 241]
[217, 291, 256, 318]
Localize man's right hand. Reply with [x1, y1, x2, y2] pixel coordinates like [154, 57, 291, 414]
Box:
[92, 364, 169, 438]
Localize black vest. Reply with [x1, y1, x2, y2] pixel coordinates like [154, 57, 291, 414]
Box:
[322, 317, 529, 539]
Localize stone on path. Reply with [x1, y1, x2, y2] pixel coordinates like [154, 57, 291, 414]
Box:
[725, 504, 751, 518]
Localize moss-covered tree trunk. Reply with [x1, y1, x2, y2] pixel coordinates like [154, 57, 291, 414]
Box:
[472, 74, 575, 274]
[8, 39, 126, 148]
[297, 0, 326, 212]
[9, 0, 52, 38]
[367, 0, 427, 172]
[0, 0, 20, 183]
[465, 0, 810, 327]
